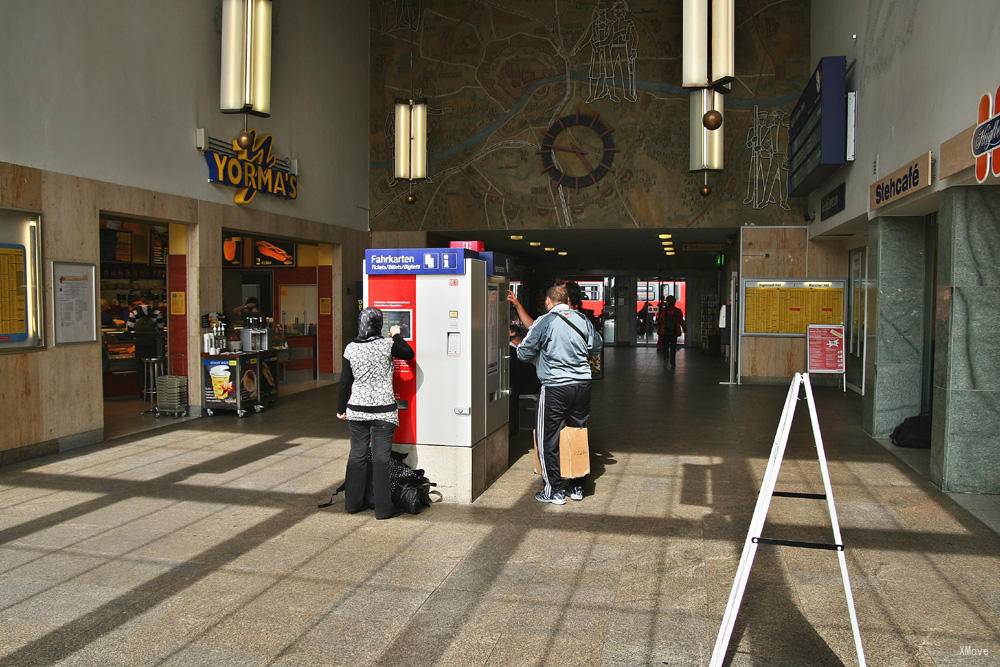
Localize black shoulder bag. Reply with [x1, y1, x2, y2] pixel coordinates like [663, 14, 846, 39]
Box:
[554, 312, 602, 378]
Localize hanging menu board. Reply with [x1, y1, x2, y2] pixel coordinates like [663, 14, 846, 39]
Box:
[742, 279, 845, 336]
[150, 231, 168, 266]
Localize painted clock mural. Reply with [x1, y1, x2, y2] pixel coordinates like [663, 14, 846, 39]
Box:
[539, 113, 616, 190]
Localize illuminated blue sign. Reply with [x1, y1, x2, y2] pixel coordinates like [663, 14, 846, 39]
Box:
[365, 248, 468, 275]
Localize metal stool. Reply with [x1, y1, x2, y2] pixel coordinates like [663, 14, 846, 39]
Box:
[141, 357, 165, 414]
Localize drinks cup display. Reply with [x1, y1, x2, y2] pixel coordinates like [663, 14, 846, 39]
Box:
[209, 364, 234, 400]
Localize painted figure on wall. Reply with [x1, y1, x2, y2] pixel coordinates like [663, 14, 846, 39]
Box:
[744, 106, 791, 211]
[585, 1, 638, 103]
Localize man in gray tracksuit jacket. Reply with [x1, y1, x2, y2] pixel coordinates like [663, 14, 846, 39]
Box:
[517, 285, 603, 504]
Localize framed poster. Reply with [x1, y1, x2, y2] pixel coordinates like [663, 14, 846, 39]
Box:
[807, 324, 846, 374]
[52, 261, 97, 345]
[223, 234, 244, 266]
[170, 291, 186, 315]
[0, 210, 44, 351]
[253, 238, 296, 267]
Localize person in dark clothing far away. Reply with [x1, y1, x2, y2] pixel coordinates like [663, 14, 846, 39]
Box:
[337, 308, 414, 519]
[656, 294, 687, 368]
[517, 285, 603, 505]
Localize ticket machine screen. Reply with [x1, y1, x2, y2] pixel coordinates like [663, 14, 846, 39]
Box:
[380, 309, 413, 340]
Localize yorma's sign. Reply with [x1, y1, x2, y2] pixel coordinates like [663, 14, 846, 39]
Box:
[869, 152, 932, 210]
[973, 85, 1000, 183]
[204, 131, 298, 205]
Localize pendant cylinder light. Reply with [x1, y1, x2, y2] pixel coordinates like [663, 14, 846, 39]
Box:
[690, 88, 724, 171]
[394, 101, 411, 179]
[682, 0, 709, 88]
[682, 0, 734, 90]
[220, 0, 272, 117]
[394, 99, 428, 181]
[711, 0, 734, 86]
[410, 101, 428, 180]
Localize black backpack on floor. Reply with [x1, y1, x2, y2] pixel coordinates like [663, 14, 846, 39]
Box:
[890, 415, 932, 449]
[318, 449, 437, 512]
[389, 451, 436, 513]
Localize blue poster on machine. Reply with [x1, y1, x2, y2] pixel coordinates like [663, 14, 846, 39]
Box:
[365, 248, 468, 275]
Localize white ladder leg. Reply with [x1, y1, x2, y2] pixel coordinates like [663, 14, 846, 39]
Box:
[710, 374, 803, 666]
[802, 374, 866, 667]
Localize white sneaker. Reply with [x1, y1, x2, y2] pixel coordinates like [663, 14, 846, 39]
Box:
[569, 485, 584, 501]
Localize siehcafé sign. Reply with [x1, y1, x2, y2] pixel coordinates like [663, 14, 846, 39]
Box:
[869, 151, 932, 210]
[973, 85, 1000, 183]
[204, 130, 298, 206]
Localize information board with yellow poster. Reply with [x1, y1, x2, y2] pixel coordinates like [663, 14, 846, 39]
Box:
[742, 279, 846, 336]
[0, 243, 28, 343]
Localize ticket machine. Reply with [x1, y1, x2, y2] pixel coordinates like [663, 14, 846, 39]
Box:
[363, 248, 510, 502]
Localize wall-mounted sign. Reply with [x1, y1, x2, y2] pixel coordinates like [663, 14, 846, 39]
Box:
[223, 235, 243, 266]
[449, 240, 485, 252]
[364, 248, 467, 275]
[973, 85, 1000, 183]
[319, 297, 332, 315]
[742, 279, 845, 337]
[204, 130, 298, 206]
[869, 152, 932, 210]
[682, 242, 725, 252]
[253, 238, 296, 267]
[788, 56, 848, 197]
[170, 291, 186, 316]
[820, 183, 846, 220]
[52, 261, 97, 345]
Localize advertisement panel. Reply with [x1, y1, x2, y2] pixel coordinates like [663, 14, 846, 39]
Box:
[253, 238, 296, 267]
[807, 324, 846, 374]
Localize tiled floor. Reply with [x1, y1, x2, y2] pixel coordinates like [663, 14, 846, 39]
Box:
[2, 348, 998, 665]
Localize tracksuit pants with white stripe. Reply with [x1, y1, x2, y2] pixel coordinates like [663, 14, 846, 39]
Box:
[535, 381, 591, 495]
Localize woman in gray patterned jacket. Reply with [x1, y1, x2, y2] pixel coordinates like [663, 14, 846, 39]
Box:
[337, 308, 414, 519]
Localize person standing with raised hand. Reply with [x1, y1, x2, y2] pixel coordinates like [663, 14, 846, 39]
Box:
[337, 308, 414, 520]
[516, 285, 602, 505]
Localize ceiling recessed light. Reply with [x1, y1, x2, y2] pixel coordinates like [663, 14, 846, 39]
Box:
[529, 241, 541, 247]
[661, 240, 673, 246]
[666, 251, 676, 256]
[658, 233, 673, 239]
[510, 234, 524, 241]
[558, 251, 568, 256]
[544, 247, 555, 252]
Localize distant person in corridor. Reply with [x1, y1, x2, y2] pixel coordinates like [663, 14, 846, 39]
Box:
[337, 308, 414, 519]
[656, 294, 687, 368]
[516, 285, 603, 505]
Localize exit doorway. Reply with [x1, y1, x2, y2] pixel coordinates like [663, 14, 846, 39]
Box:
[636, 279, 687, 347]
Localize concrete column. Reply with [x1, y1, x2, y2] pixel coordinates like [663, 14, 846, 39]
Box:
[931, 186, 1000, 493]
[863, 217, 927, 437]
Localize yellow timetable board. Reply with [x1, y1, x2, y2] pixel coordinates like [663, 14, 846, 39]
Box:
[0, 244, 28, 339]
[743, 282, 845, 335]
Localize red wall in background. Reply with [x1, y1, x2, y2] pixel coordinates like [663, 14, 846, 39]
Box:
[166, 255, 187, 375]
[317, 265, 333, 374]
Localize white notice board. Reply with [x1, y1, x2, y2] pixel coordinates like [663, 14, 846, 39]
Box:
[52, 261, 97, 344]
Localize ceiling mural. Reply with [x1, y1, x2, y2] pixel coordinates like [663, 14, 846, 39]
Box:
[369, 0, 810, 232]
